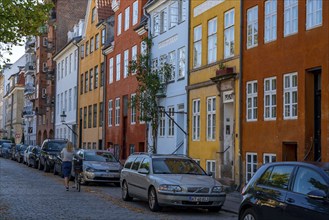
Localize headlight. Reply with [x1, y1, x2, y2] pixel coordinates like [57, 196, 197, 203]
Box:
[86, 167, 96, 172]
[158, 184, 182, 192]
[212, 186, 223, 193]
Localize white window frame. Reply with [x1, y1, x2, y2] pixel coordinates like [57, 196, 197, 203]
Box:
[306, 0, 322, 30]
[116, 54, 121, 81]
[207, 96, 216, 141]
[206, 160, 216, 174]
[192, 99, 200, 141]
[193, 25, 202, 68]
[168, 106, 174, 137]
[159, 111, 165, 137]
[132, 1, 138, 25]
[130, 94, 136, 124]
[246, 153, 257, 182]
[69, 89, 72, 111]
[263, 153, 276, 164]
[246, 81, 258, 121]
[131, 45, 137, 75]
[117, 13, 122, 36]
[153, 14, 160, 36]
[208, 17, 217, 64]
[264, 0, 277, 43]
[169, 1, 178, 28]
[108, 100, 113, 127]
[178, 47, 186, 78]
[124, 7, 130, 31]
[124, 49, 129, 78]
[247, 6, 258, 49]
[160, 9, 167, 33]
[224, 9, 235, 58]
[284, 0, 298, 36]
[115, 98, 120, 126]
[109, 58, 113, 84]
[264, 77, 276, 120]
[284, 72, 298, 119]
[168, 50, 176, 81]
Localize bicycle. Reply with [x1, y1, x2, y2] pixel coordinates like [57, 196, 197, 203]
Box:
[73, 157, 83, 192]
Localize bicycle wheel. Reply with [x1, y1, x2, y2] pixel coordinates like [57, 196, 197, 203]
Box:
[75, 175, 80, 192]
[77, 174, 81, 192]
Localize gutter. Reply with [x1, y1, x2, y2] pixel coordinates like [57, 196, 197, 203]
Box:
[72, 39, 81, 148]
[186, 0, 191, 156]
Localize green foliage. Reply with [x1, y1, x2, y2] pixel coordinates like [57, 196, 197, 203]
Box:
[0, 0, 53, 67]
[128, 37, 173, 153]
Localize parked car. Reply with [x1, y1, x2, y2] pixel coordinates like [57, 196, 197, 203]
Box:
[11, 144, 21, 161]
[23, 145, 34, 165]
[1, 143, 15, 159]
[53, 154, 63, 177]
[239, 162, 329, 220]
[15, 144, 27, 163]
[38, 139, 68, 172]
[73, 149, 122, 186]
[27, 145, 41, 168]
[120, 153, 226, 212]
[0, 139, 12, 157]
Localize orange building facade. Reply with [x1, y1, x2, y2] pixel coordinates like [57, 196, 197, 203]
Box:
[104, 0, 147, 160]
[242, 0, 329, 182]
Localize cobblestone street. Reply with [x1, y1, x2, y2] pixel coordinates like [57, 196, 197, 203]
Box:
[0, 158, 238, 220]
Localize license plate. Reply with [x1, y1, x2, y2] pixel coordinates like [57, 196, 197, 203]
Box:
[189, 197, 209, 202]
[101, 174, 113, 177]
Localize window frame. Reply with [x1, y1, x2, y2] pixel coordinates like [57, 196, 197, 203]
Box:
[264, 0, 277, 43]
[247, 6, 258, 49]
[168, 106, 175, 137]
[116, 54, 121, 81]
[192, 99, 200, 141]
[130, 93, 136, 124]
[193, 25, 202, 68]
[284, 0, 298, 37]
[224, 9, 235, 58]
[283, 72, 298, 120]
[208, 17, 217, 64]
[246, 152, 258, 182]
[246, 80, 258, 121]
[264, 77, 277, 120]
[306, 0, 322, 30]
[206, 96, 216, 141]
[115, 98, 120, 126]
[108, 99, 113, 127]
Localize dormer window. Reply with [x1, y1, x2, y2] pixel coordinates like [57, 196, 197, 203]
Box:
[112, 0, 120, 12]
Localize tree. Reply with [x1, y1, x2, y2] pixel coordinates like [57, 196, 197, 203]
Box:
[128, 38, 172, 153]
[0, 0, 53, 67]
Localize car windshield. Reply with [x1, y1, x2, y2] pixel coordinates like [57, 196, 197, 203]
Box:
[95, 152, 117, 162]
[84, 153, 108, 162]
[152, 158, 206, 175]
[46, 142, 66, 151]
[20, 146, 27, 152]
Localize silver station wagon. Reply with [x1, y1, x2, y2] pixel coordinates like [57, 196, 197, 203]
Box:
[120, 153, 226, 212]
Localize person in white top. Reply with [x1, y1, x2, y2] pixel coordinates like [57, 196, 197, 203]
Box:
[60, 142, 74, 191]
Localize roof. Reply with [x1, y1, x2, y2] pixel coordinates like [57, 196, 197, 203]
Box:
[96, 0, 114, 22]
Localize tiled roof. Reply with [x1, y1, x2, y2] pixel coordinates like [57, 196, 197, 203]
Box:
[96, 0, 114, 21]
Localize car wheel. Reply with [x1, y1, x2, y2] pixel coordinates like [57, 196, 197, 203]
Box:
[241, 208, 257, 220]
[208, 206, 222, 212]
[38, 160, 43, 170]
[148, 187, 161, 212]
[44, 161, 50, 172]
[121, 181, 133, 201]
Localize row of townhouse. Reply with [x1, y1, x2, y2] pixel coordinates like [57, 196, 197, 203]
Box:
[6, 0, 326, 186]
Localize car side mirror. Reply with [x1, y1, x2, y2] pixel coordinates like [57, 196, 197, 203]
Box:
[207, 172, 213, 177]
[138, 168, 149, 175]
[307, 190, 327, 200]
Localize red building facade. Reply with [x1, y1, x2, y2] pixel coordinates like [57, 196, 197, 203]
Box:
[104, 0, 148, 160]
[242, 0, 329, 182]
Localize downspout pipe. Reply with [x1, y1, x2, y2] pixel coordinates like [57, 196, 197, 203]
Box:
[72, 39, 81, 148]
[186, 0, 191, 156]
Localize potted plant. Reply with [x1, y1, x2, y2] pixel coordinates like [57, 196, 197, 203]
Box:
[216, 62, 234, 76]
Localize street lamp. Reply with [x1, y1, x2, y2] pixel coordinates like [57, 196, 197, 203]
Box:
[60, 110, 78, 137]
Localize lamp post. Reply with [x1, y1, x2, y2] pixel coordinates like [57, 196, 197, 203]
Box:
[60, 111, 78, 146]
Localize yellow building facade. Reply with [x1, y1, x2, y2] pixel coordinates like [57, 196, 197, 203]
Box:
[188, 0, 241, 185]
[78, 0, 109, 149]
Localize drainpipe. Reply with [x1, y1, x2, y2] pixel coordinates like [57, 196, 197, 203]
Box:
[186, 0, 191, 156]
[72, 39, 81, 148]
[102, 44, 107, 150]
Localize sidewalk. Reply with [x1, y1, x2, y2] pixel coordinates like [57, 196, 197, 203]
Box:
[222, 190, 242, 214]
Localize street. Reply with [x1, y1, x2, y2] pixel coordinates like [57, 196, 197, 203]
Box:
[0, 158, 238, 220]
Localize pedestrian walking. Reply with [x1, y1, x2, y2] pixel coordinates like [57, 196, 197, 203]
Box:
[60, 141, 74, 191]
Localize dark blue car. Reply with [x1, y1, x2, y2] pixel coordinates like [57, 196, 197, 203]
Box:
[239, 162, 329, 220]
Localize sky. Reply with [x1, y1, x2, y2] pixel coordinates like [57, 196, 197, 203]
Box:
[5, 44, 25, 64]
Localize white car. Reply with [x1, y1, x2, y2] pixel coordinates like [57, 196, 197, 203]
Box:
[23, 145, 34, 165]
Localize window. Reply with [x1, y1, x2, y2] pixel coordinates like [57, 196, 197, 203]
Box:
[117, 13, 122, 35]
[153, 14, 160, 36]
[246, 81, 258, 121]
[224, 9, 235, 58]
[284, 73, 297, 119]
[140, 158, 150, 171]
[264, 0, 277, 43]
[131, 45, 137, 75]
[124, 157, 135, 169]
[116, 54, 121, 81]
[95, 33, 99, 50]
[263, 153, 276, 164]
[100, 62, 104, 86]
[124, 49, 129, 78]
[160, 10, 167, 33]
[192, 99, 200, 141]
[91, 7, 96, 23]
[88, 105, 92, 128]
[57, 63, 60, 81]
[168, 50, 175, 81]
[132, 1, 138, 25]
[99, 102, 103, 126]
[208, 17, 217, 64]
[306, 0, 322, 29]
[101, 29, 106, 45]
[129, 145, 135, 155]
[69, 89, 72, 111]
[69, 53, 72, 74]
[109, 58, 113, 83]
[65, 57, 68, 75]
[124, 7, 130, 31]
[74, 49, 78, 70]
[64, 91, 67, 111]
[264, 77, 276, 120]
[89, 69, 93, 91]
[61, 60, 64, 78]
[206, 160, 216, 174]
[168, 106, 174, 136]
[207, 97, 216, 141]
[80, 74, 84, 94]
[169, 2, 178, 28]
[115, 98, 120, 126]
[284, 0, 298, 36]
[266, 166, 294, 189]
[85, 72, 88, 92]
[178, 47, 186, 78]
[131, 157, 143, 170]
[85, 41, 89, 56]
[130, 94, 136, 124]
[247, 6, 258, 48]
[90, 37, 94, 53]
[81, 44, 85, 58]
[94, 66, 98, 89]
[159, 55, 167, 82]
[178, 0, 186, 23]
[246, 153, 257, 182]
[193, 25, 202, 68]
[108, 100, 113, 127]
[84, 107, 87, 128]
[159, 111, 165, 137]
[293, 167, 328, 195]
[93, 104, 97, 127]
